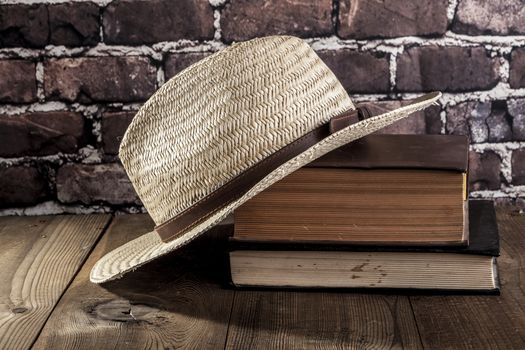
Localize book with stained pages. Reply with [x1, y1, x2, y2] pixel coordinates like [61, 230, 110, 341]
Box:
[234, 134, 470, 246]
[229, 200, 500, 292]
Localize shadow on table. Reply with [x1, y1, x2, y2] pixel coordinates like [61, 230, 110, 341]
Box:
[96, 223, 427, 348]
[95, 224, 234, 323]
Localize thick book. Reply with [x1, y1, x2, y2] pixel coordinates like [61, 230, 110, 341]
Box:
[229, 200, 500, 292]
[234, 134, 470, 246]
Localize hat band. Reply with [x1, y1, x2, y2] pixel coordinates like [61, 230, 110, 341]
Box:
[154, 107, 376, 243]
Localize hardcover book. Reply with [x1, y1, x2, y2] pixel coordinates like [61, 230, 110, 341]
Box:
[234, 134, 470, 246]
[230, 200, 499, 292]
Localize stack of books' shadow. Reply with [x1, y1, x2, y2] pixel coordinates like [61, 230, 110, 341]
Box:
[229, 135, 500, 293]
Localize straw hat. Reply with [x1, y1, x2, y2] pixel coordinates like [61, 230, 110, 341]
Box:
[90, 36, 441, 283]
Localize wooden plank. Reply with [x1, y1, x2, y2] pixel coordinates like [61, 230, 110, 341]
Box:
[32, 215, 235, 350]
[410, 207, 525, 349]
[225, 291, 422, 349]
[0, 215, 111, 350]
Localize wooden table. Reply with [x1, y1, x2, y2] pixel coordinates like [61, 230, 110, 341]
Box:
[1, 207, 524, 349]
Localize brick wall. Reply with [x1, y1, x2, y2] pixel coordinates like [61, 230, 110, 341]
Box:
[0, 0, 524, 215]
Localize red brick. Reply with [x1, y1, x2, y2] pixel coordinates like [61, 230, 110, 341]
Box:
[468, 151, 502, 191]
[0, 4, 48, 47]
[511, 149, 525, 185]
[103, 0, 214, 45]
[492, 197, 524, 208]
[165, 52, 211, 79]
[446, 101, 514, 143]
[57, 163, 140, 205]
[447, 102, 490, 143]
[49, 2, 100, 46]
[397, 46, 500, 92]
[102, 111, 135, 155]
[486, 104, 512, 142]
[452, 0, 525, 35]
[373, 101, 442, 134]
[44, 57, 156, 103]
[510, 49, 525, 88]
[318, 50, 390, 93]
[0, 112, 86, 157]
[222, 0, 332, 42]
[338, 0, 448, 39]
[0, 60, 37, 103]
[507, 99, 525, 141]
[0, 166, 48, 207]
[516, 198, 525, 211]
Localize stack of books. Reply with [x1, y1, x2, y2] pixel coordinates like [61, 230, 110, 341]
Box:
[229, 135, 500, 292]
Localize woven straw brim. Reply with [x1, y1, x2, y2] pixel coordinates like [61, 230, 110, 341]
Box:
[90, 92, 441, 283]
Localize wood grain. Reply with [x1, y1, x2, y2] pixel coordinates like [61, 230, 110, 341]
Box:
[0, 215, 111, 350]
[11, 206, 525, 349]
[409, 207, 525, 349]
[32, 214, 235, 350]
[225, 291, 422, 349]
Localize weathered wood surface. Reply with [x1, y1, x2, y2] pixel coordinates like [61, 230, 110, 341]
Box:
[410, 207, 525, 349]
[0, 207, 521, 349]
[0, 215, 111, 350]
[225, 292, 422, 349]
[32, 214, 235, 350]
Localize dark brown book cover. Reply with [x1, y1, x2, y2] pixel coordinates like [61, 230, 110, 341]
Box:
[308, 134, 469, 171]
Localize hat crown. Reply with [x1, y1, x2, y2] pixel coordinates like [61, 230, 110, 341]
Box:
[119, 36, 353, 225]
